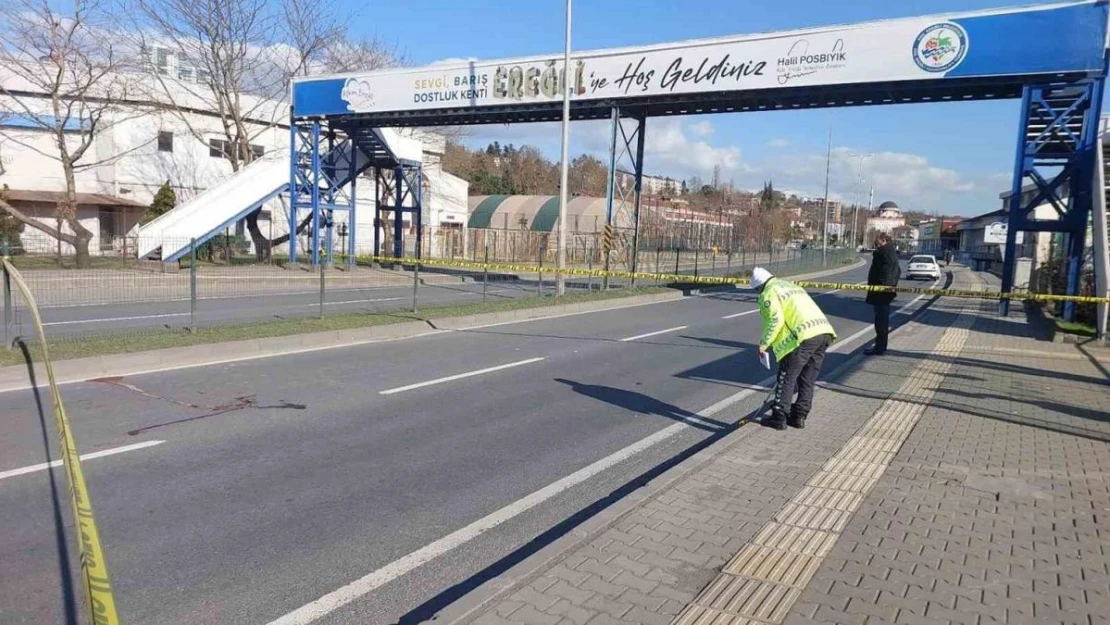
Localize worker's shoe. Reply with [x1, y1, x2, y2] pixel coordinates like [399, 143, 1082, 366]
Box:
[762, 415, 788, 430]
[788, 407, 807, 429]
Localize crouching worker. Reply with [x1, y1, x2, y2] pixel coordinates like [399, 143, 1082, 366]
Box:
[751, 267, 837, 430]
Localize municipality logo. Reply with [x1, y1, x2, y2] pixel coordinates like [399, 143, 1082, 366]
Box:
[340, 78, 375, 112]
[912, 23, 968, 73]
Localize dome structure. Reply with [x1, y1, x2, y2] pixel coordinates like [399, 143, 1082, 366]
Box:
[877, 200, 902, 218]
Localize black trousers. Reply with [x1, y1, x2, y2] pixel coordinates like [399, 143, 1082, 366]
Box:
[872, 302, 891, 353]
[772, 334, 832, 421]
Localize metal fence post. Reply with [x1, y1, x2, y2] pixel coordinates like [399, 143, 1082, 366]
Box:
[319, 260, 326, 319]
[483, 241, 490, 302]
[412, 259, 420, 312]
[188, 238, 197, 333]
[588, 252, 594, 291]
[537, 246, 544, 297]
[694, 248, 700, 279]
[2, 237, 11, 349]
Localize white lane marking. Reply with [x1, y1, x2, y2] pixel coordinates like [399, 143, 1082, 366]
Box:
[0, 440, 165, 482]
[895, 276, 940, 315]
[619, 326, 688, 342]
[722, 310, 759, 320]
[264, 286, 928, 625]
[43, 313, 189, 327]
[379, 357, 546, 395]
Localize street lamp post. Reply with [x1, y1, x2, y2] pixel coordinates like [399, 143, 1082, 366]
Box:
[849, 153, 872, 249]
[820, 128, 832, 266]
[555, 0, 572, 296]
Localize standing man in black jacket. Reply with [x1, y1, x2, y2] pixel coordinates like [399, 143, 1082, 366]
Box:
[865, 232, 901, 356]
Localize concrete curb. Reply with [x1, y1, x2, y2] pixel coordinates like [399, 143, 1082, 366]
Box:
[0, 258, 866, 393]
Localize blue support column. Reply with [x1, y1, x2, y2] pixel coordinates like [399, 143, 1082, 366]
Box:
[1000, 88, 1033, 316]
[324, 131, 335, 266]
[393, 166, 404, 260]
[631, 114, 646, 277]
[414, 166, 424, 260]
[373, 169, 383, 259]
[348, 135, 359, 265]
[311, 121, 322, 266]
[288, 120, 299, 264]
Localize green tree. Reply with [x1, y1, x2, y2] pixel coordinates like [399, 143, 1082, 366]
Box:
[759, 181, 778, 211]
[0, 186, 25, 254]
[143, 181, 177, 224]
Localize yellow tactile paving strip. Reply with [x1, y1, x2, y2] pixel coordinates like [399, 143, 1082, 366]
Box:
[673, 299, 978, 625]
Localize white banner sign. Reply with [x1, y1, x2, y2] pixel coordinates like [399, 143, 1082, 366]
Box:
[984, 221, 1025, 245]
[291, 2, 1107, 118]
[321, 18, 961, 115]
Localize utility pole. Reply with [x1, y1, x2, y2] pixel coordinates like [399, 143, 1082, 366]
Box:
[555, 0, 572, 296]
[859, 184, 874, 246]
[821, 128, 832, 266]
[850, 153, 872, 248]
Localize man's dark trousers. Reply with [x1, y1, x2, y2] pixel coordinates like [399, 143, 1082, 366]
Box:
[873, 302, 891, 353]
[770, 334, 833, 427]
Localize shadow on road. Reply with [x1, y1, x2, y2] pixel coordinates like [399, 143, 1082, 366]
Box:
[554, 378, 731, 432]
[17, 339, 79, 625]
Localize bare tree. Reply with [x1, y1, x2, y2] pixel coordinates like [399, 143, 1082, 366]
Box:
[127, 0, 406, 261]
[0, 0, 141, 268]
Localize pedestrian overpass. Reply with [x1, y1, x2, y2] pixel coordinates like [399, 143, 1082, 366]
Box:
[150, 0, 1110, 328]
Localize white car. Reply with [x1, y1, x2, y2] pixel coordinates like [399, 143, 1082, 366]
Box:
[906, 255, 941, 281]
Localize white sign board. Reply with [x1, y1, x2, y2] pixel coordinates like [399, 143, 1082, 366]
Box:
[291, 2, 1108, 118]
[984, 221, 1024, 245]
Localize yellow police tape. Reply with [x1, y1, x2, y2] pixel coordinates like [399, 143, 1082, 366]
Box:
[360, 254, 1110, 305]
[2, 259, 120, 625]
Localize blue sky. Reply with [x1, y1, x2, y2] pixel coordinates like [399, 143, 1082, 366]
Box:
[347, 0, 1098, 216]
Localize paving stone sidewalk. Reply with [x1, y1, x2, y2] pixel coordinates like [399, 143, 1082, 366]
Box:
[455, 268, 1110, 625]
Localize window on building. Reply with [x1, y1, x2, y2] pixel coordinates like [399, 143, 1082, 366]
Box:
[176, 56, 194, 82]
[157, 131, 173, 153]
[209, 139, 265, 161]
[155, 47, 170, 76]
[209, 138, 230, 159]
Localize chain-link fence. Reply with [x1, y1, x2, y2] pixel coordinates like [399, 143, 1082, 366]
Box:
[2, 229, 858, 347]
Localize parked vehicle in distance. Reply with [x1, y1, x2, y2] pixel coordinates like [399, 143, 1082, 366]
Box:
[906, 255, 941, 281]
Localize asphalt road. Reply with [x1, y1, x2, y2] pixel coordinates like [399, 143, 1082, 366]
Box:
[0, 260, 937, 625]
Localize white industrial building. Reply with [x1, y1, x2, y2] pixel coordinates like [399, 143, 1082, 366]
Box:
[0, 50, 468, 259]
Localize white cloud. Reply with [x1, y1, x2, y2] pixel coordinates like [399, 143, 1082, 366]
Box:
[689, 121, 713, 138]
[643, 118, 744, 178]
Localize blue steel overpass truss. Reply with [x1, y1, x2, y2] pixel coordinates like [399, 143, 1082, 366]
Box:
[288, 119, 422, 266]
[1000, 64, 1108, 320]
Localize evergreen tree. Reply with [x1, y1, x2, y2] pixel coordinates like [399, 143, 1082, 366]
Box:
[0, 185, 24, 254]
[144, 181, 177, 224]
